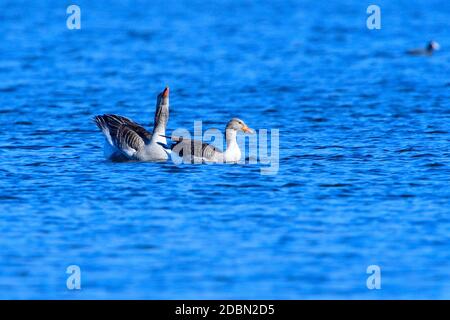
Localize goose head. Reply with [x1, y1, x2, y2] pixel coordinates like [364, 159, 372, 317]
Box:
[154, 86, 170, 128]
[156, 86, 169, 106]
[226, 118, 254, 134]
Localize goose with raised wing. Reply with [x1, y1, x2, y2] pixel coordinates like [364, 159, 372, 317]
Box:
[166, 118, 254, 163]
[94, 87, 170, 161]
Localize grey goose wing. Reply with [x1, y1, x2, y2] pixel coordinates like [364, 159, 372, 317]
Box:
[170, 136, 222, 161]
[101, 114, 152, 142]
[94, 114, 150, 158]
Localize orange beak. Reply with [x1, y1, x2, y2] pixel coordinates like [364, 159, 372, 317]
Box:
[163, 87, 169, 98]
[242, 125, 254, 134]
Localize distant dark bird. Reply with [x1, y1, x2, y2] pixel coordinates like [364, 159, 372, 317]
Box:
[407, 41, 440, 56]
[94, 87, 170, 161]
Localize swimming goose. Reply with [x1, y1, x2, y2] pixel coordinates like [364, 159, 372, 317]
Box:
[407, 41, 440, 56]
[94, 87, 170, 161]
[166, 118, 254, 163]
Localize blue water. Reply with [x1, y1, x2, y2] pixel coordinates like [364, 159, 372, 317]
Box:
[1, 0, 450, 299]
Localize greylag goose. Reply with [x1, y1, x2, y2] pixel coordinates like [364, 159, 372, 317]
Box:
[166, 118, 254, 163]
[94, 87, 170, 161]
[407, 41, 440, 56]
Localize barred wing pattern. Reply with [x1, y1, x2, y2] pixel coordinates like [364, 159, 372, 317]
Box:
[171, 136, 223, 161]
[94, 114, 152, 158]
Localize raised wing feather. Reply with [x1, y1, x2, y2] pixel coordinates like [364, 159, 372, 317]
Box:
[94, 114, 150, 158]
